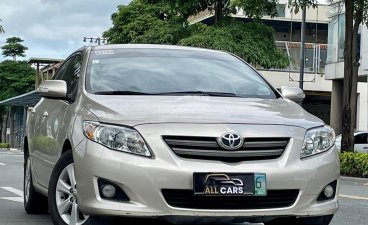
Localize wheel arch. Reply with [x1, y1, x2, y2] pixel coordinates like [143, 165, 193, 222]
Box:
[23, 136, 29, 161]
[62, 139, 73, 156]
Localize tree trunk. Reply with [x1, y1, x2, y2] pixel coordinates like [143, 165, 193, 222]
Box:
[341, 0, 355, 152]
[214, 0, 223, 24]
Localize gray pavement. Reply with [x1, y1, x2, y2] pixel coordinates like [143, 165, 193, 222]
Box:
[0, 149, 367, 225]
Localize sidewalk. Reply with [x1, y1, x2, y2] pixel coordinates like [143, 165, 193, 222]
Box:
[0, 148, 22, 154]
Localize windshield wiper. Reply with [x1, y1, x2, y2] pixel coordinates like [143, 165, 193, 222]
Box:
[93, 91, 239, 97]
[156, 91, 238, 97]
[93, 91, 154, 95]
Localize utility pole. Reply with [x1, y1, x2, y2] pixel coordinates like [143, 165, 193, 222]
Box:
[299, 5, 307, 90]
[83, 37, 108, 45]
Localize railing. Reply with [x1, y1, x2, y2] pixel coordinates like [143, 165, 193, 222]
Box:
[271, 41, 328, 74]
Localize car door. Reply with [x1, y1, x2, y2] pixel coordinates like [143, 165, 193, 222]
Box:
[30, 58, 72, 188]
[32, 55, 81, 188]
[354, 133, 368, 153]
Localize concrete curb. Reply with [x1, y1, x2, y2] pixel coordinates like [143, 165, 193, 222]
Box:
[341, 176, 368, 183]
[0, 148, 22, 153]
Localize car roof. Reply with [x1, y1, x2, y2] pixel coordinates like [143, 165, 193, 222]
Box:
[88, 44, 229, 55]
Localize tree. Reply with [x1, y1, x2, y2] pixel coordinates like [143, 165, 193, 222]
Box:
[103, 0, 186, 44]
[1, 37, 28, 61]
[179, 21, 288, 69]
[0, 60, 35, 101]
[0, 19, 4, 33]
[289, 0, 368, 152]
[163, 0, 279, 23]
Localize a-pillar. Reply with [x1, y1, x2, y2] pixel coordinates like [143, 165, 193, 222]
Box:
[330, 79, 343, 135]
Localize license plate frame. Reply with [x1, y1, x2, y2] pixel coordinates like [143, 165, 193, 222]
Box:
[193, 173, 267, 196]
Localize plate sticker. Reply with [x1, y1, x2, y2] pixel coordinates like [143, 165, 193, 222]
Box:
[254, 174, 267, 196]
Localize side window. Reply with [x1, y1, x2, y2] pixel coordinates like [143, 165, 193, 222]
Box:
[355, 134, 368, 144]
[62, 54, 82, 99]
[53, 58, 72, 80]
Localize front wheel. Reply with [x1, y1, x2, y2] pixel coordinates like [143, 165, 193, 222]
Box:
[48, 150, 109, 225]
[265, 215, 334, 225]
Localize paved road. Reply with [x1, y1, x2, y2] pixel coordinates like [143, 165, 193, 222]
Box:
[0, 149, 368, 225]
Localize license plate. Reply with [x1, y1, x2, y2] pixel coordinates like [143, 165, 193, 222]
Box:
[193, 173, 267, 196]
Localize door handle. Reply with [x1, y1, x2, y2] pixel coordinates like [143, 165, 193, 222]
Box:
[42, 111, 48, 118]
[364, 147, 368, 150]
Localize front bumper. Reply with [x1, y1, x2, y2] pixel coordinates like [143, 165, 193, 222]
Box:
[73, 123, 339, 218]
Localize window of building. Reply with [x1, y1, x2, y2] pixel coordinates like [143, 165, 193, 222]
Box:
[338, 14, 345, 61]
[327, 16, 338, 63]
[276, 4, 286, 17]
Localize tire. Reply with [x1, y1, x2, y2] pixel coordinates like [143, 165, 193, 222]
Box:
[265, 215, 334, 225]
[24, 153, 48, 214]
[48, 150, 110, 225]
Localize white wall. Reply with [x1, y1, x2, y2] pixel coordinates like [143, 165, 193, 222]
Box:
[259, 70, 368, 131]
[360, 27, 368, 73]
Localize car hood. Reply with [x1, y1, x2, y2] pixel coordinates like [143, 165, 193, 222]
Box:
[83, 95, 323, 129]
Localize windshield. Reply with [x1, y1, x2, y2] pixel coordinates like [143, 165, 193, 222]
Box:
[86, 48, 278, 99]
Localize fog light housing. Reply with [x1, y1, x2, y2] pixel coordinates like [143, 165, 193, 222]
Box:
[101, 184, 116, 198]
[317, 180, 337, 202]
[98, 179, 130, 202]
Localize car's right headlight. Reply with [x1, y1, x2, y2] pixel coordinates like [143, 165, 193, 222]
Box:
[82, 121, 152, 157]
[301, 125, 335, 159]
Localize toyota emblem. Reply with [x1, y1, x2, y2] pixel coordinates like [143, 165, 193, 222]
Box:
[217, 132, 243, 150]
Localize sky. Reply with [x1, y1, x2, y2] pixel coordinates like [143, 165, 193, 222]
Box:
[0, 0, 131, 61]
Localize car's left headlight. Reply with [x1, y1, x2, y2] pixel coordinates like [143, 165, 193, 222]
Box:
[301, 125, 335, 159]
[82, 121, 151, 157]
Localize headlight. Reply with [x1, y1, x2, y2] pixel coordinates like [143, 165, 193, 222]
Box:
[83, 121, 151, 157]
[301, 125, 335, 159]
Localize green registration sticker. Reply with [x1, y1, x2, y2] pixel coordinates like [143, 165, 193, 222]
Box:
[254, 174, 267, 196]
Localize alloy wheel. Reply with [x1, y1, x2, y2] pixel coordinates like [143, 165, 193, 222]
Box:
[55, 163, 89, 225]
[24, 158, 31, 203]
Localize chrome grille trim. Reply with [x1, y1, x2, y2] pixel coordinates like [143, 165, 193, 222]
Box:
[163, 136, 289, 162]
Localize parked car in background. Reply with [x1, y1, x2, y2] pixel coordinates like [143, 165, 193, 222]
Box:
[24, 45, 339, 225]
[335, 131, 368, 153]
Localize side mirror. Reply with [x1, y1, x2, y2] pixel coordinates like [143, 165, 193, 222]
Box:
[281, 86, 305, 103]
[37, 80, 67, 99]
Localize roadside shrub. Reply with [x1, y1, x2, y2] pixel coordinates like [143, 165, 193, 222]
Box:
[0, 143, 10, 148]
[340, 152, 368, 178]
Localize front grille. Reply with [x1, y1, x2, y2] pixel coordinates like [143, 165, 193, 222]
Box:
[163, 136, 289, 162]
[162, 189, 299, 210]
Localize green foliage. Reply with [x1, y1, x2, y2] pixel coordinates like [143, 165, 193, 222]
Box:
[232, 0, 278, 19]
[340, 152, 368, 178]
[288, 0, 318, 14]
[0, 143, 10, 148]
[179, 20, 288, 69]
[0, 60, 35, 102]
[148, 0, 213, 20]
[157, 0, 279, 21]
[1, 37, 28, 61]
[103, 0, 186, 44]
